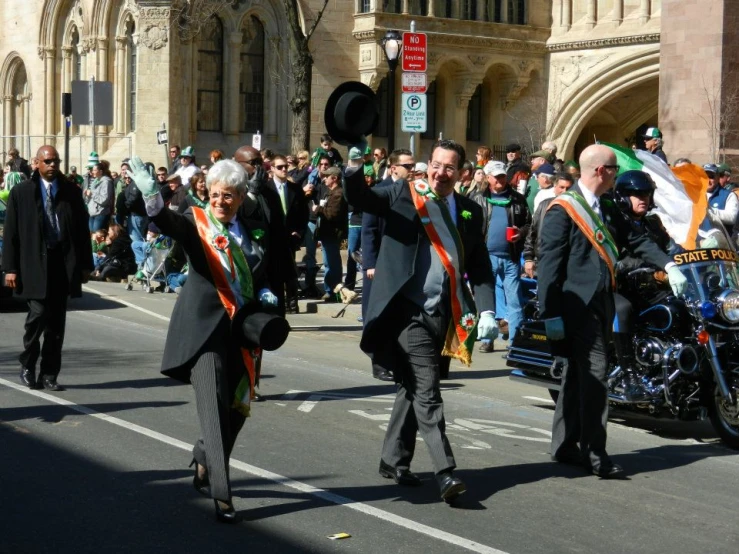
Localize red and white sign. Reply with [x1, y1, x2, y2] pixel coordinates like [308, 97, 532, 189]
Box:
[402, 32, 427, 72]
[401, 72, 428, 93]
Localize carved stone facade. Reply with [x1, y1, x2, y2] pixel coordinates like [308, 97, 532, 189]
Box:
[0, 0, 689, 166]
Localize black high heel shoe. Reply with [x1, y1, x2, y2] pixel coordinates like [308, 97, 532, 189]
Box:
[189, 459, 210, 496]
[214, 500, 240, 523]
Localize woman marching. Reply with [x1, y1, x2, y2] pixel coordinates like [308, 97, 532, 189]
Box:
[127, 156, 289, 523]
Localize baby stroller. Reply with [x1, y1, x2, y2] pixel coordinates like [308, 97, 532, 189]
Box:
[125, 235, 173, 293]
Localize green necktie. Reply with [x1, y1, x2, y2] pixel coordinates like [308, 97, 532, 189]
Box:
[279, 183, 287, 215]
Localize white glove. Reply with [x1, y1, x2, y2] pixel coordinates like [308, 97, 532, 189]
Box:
[666, 265, 688, 296]
[700, 235, 720, 249]
[258, 288, 278, 308]
[128, 156, 157, 198]
[477, 312, 499, 341]
[333, 283, 358, 304]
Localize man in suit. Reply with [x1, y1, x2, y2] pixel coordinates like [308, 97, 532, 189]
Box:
[234, 146, 296, 317]
[3, 145, 93, 391]
[269, 154, 308, 313]
[361, 148, 414, 381]
[345, 139, 498, 503]
[537, 144, 687, 478]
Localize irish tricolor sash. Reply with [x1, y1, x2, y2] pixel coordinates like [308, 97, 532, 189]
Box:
[547, 192, 618, 288]
[192, 206, 259, 417]
[409, 180, 478, 366]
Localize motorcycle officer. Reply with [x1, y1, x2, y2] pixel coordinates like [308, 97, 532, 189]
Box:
[612, 170, 676, 400]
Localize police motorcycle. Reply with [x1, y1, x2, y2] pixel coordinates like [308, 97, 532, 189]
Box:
[507, 175, 739, 450]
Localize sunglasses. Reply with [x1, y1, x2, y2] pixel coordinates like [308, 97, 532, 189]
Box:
[630, 190, 652, 199]
[274, 164, 288, 170]
[601, 164, 620, 172]
[398, 163, 415, 170]
[44, 158, 61, 165]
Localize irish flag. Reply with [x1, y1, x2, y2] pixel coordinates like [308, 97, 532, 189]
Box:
[603, 143, 708, 250]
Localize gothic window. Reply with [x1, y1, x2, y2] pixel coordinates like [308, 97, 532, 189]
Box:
[466, 85, 482, 141]
[239, 15, 265, 134]
[443, 0, 453, 17]
[358, 0, 371, 12]
[509, 0, 526, 24]
[421, 81, 437, 140]
[127, 23, 137, 131]
[71, 28, 81, 82]
[383, 0, 402, 13]
[461, 0, 476, 20]
[410, 0, 428, 15]
[197, 16, 224, 132]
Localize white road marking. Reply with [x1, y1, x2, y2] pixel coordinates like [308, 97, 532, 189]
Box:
[455, 418, 552, 443]
[348, 409, 391, 421]
[523, 395, 555, 404]
[281, 389, 396, 413]
[0, 377, 508, 554]
[82, 285, 171, 322]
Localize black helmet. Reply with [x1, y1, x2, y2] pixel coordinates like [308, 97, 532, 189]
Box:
[614, 170, 656, 213]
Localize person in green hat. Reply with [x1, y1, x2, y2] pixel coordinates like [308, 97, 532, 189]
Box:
[717, 163, 737, 191]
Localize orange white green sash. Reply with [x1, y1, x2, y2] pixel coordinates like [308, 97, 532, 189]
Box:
[192, 206, 258, 417]
[547, 191, 618, 288]
[409, 179, 478, 367]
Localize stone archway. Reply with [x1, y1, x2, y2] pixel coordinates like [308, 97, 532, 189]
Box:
[548, 46, 659, 159]
[0, 52, 32, 157]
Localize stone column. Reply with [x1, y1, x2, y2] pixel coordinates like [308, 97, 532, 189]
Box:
[21, 94, 31, 140]
[114, 36, 127, 135]
[638, 0, 650, 24]
[402, 0, 409, 15]
[225, 31, 242, 137]
[96, 38, 109, 149]
[3, 95, 13, 135]
[562, 0, 572, 29]
[476, 0, 486, 21]
[62, 47, 73, 93]
[266, 36, 280, 137]
[585, 0, 596, 28]
[44, 48, 56, 139]
[500, 0, 508, 23]
[427, 0, 434, 17]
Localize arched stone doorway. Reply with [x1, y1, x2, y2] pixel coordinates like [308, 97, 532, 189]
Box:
[548, 46, 659, 160]
[0, 52, 32, 159]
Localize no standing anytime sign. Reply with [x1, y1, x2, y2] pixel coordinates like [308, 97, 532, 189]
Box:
[402, 32, 427, 72]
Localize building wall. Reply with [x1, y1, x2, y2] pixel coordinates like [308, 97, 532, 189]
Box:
[0, 0, 672, 169]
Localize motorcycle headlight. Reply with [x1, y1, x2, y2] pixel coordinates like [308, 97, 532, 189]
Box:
[717, 290, 739, 323]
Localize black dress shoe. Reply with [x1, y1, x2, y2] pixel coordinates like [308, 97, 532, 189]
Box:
[552, 449, 584, 467]
[379, 460, 422, 486]
[190, 459, 210, 496]
[214, 500, 240, 523]
[437, 472, 466, 503]
[372, 368, 394, 382]
[592, 463, 626, 479]
[40, 377, 65, 391]
[20, 367, 38, 389]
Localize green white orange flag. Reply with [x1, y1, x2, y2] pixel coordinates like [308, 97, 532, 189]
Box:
[603, 142, 708, 250]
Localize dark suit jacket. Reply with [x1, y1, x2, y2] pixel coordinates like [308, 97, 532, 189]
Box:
[152, 206, 271, 382]
[537, 183, 672, 326]
[344, 167, 495, 355]
[2, 173, 92, 299]
[269, 179, 308, 250]
[361, 176, 394, 271]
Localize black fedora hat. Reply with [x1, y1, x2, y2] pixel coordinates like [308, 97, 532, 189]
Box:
[232, 302, 291, 351]
[324, 81, 379, 146]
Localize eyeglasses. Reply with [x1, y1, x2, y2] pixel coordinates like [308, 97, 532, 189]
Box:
[274, 164, 287, 170]
[430, 162, 457, 174]
[210, 192, 236, 201]
[43, 158, 61, 165]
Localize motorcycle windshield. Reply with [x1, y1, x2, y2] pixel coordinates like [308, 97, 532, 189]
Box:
[672, 217, 739, 304]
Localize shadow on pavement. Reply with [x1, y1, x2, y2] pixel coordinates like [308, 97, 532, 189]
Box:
[0, 401, 188, 423]
[0, 426, 327, 553]
[66, 376, 182, 390]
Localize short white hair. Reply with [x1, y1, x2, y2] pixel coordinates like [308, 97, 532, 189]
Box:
[205, 159, 247, 193]
[542, 141, 558, 155]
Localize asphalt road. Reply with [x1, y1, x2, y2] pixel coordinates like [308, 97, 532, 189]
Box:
[1, 283, 738, 554]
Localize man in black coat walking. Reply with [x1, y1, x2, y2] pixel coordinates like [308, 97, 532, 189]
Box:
[2, 145, 93, 391]
[345, 139, 499, 503]
[537, 144, 687, 478]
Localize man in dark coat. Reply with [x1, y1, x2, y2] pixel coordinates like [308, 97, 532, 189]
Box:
[345, 139, 498, 503]
[537, 144, 687, 479]
[7, 147, 31, 178]
[2, 145, 93, 391]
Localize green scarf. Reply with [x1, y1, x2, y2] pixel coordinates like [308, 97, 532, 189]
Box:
[486, 197, 511, 207]
[188, 188, 208, 208]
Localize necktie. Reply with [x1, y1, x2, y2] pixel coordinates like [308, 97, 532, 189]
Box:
[45, 183, 59, 247]
[279, 183, 287, 215]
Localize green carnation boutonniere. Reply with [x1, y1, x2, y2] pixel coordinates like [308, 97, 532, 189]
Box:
[461, 210, 472, 220]
[251, 229, 265, 241]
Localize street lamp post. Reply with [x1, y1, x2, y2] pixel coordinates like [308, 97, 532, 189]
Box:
[382, 30, 402, 154]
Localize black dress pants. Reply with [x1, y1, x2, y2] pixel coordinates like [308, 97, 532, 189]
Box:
[551, 292, 615, 471]
[19, 247, 69, 378]
[381, 298, 456, 474]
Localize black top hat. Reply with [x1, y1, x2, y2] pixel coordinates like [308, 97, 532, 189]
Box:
[324, 81, 379, 146]
[232, 302, 291, 351]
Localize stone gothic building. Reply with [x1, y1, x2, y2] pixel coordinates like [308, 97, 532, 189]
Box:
[0, 0, 726, 168]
